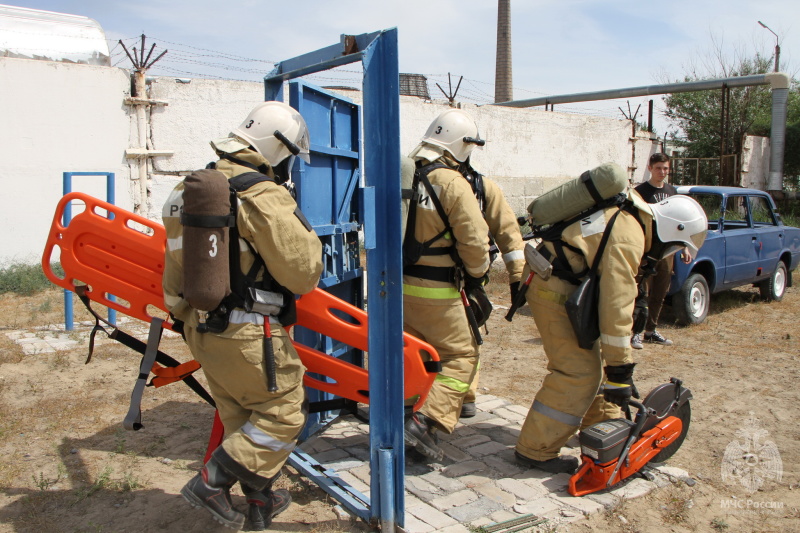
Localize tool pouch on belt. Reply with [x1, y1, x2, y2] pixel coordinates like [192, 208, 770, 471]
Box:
[244, 287, 284, 317]
[565, 271, 601, 350]
[565, 209, 622, 350]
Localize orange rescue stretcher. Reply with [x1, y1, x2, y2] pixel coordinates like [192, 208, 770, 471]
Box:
[42, 192, 440, 456]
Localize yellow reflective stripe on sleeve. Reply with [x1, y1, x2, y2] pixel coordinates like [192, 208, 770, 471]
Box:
[601, 333, 632, 348]
[533, 288, 568, 306]
[434, 373, 470, 393]
[402, 284, 460, 299]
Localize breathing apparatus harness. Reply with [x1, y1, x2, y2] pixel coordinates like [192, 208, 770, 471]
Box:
[180, 163, 299, 335]
[402, 160, 491, 342]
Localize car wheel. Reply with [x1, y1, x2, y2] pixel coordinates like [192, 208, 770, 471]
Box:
[674, 273, 709, 325]
[760, 261, 787, 302]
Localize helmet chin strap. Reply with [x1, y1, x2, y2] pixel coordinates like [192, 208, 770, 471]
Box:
[273, 157, 294, 185]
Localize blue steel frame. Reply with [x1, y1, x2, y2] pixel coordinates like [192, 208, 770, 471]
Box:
[264, 29, 404, 529]
[61, 172, 116, 330]
[289, 80, 364, 439]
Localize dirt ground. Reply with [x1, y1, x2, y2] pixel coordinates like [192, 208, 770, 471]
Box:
[0, 270, 798, 533]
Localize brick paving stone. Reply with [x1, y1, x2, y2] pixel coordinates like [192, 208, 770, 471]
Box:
[430, 488, 479, 511]
[487, 509, 520, 523]
[470, 419, 512, 431]
[474, 394, 499, 405]
[313, 448, 351, 464]
[335, 471, 370, 495]
[465, 440, 510, 457]
[541, 472, 571, 492]
[483, 453, 525, 478]
[549, 491, 605, 515]
[492, 407, 526, 423]
[439, 425, 475, 442]
[402, 512, 435, 533]
[437, 524, 471, 533]
[472, 482, 517, 507]
[406, 476, 445, 500]
[520, 495, 561, 516]
[449, 433, 491, 450]
[420, 471, 466, 493]
[407, 502, 458, 530]
[515, 476, 549, 498]
[457, 473, 495, 488]
[458, 411, 496, 426]
[446, 496, 503, 523]
[505, 404, 531, 417]
[609, 478, 657, 499]
[344, 445, 370, 461]
[441, 460, 487, 478]
[322, 457, 363, 471]
[497, 477, 539, 500]
[349, 464, 372, 484]
[439, 442, 471, 463]
[305, 437, 335, 453]
[479, 398, 510, 411]
[586, 491, 621, 510]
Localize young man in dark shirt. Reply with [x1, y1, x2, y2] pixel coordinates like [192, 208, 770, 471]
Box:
[631, 153, 692, 348]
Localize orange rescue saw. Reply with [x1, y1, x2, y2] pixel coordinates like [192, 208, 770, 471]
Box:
[568, 378, 692, 496]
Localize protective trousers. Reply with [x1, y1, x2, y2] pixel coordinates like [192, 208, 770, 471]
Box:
[516, 276, 620, 461]
[185, 325, 307, 483]
[404, 298, 479, 433]
[645, 257, 673, 332]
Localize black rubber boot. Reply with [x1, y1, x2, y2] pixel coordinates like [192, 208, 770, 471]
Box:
[241, 480, 292, 531]
[514, 451, 579, 474]
[460, 402, 477, 418]
[404, 413, 445, 461]
[181, 456, 246, 530]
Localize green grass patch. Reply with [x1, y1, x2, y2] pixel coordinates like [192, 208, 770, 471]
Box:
[0, 263, 63, 295]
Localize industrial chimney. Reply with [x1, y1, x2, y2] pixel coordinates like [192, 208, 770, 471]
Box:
[494, 0, 512, 103]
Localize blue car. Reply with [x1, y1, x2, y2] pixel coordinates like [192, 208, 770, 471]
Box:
[667, 186, 800, 325]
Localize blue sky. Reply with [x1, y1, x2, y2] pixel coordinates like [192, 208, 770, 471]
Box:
[5, 0, 798, 133]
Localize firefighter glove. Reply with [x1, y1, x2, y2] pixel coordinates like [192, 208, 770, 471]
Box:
[603, 363, 640, 406]
[464, 273, 488, 291]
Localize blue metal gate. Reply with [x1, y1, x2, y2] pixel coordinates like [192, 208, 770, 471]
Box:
[289, 80, 364, 437]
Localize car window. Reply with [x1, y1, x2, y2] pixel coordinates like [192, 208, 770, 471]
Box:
[723, 196, 751, 230]
[688, 193, 723, 230]
[749, 196, 777, 226]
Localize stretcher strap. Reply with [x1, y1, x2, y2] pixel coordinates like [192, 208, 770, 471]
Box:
[123, 317, 163, 431]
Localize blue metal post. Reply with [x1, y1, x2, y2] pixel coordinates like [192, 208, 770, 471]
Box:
[362, 29, 404, 529]
[264, 29, 404, 529]
[61, 172, 116, 330]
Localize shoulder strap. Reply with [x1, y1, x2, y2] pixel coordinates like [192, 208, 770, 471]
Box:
[588, 208, 623, 275]
[229, 171, 275, 192]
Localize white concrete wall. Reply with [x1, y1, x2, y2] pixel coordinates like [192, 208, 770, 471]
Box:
[2, 62, 659, 264]
[741, 135, 770, 189]
[0, 57, 132, 264]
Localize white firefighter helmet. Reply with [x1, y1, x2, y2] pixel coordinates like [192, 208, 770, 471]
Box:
[417, 108, 483, 162]
[650, 195, 708, 258]
[231, 101, 310, 165]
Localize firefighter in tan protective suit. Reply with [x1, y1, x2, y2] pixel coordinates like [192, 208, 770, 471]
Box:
[162, 101, 323, 530]
[515, 164, 707, 474]
[403, 108, 491, 460]
[460, 172, 525, 418]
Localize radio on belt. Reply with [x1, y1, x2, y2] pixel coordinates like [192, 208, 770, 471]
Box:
[579, 418, 636, 464]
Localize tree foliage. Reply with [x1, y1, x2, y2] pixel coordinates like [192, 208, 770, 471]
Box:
[662, 37, 800, 185]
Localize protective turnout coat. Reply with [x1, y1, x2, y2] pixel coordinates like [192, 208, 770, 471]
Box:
[162, 146, 322, 484]
[403, 154, 490, 433]
[483, 176, 525, 284]
[516, 192, 653, 461]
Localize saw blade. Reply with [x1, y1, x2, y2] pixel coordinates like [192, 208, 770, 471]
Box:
[649, 400, 691, 463]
